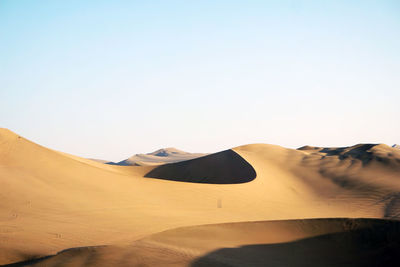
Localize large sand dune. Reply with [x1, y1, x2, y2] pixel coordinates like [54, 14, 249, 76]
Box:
[1, 128, 400, 265]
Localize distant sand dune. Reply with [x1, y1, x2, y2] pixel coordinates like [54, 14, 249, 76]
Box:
[109, 147, 207, 166]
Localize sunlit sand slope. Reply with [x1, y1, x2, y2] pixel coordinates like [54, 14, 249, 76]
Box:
[1, 128, 400, 265]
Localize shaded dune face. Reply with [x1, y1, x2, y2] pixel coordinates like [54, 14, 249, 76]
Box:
[5, 219, 400, 267]
[191, 221, 400, 267]
[144, 149, 257, 184]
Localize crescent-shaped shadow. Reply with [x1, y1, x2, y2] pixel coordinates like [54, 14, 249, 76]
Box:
[144, 149, 256, 184]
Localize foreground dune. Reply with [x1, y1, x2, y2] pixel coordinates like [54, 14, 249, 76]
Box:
[5, 218, 400, 266]
[0, 128, 399, 265]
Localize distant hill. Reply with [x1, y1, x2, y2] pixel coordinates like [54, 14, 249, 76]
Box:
[108, 147, 207, 166]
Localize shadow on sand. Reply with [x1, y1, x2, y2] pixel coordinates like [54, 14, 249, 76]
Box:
[145, 149, 256, 184]
[191, 221, 400, 267]
[3, 220, 400, 267]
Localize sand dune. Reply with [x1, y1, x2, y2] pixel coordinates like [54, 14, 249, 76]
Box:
[1, 128, 400, 265]
[109, 148, 207, 166]
[5, 218, 400, 266]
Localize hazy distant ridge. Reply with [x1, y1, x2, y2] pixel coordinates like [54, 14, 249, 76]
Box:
[105, 147, 207, 166]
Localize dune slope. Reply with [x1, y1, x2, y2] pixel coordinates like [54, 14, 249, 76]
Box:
[1, 128, 400, 265]
[5, 218, 400, 267]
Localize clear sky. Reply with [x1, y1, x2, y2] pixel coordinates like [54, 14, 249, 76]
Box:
[1, 0, 399, 161]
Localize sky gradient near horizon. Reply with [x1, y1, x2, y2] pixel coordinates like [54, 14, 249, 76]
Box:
[1, 0, 399, 161]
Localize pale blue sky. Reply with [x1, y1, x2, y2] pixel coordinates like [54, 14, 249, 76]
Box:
[1, 0, 399, 161]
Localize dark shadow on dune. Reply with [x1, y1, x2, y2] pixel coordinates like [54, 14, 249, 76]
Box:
[0, 256, 52, 267]
[191, 220, 400, 267]
[144, 149, 256, 184]
[0, 246, 107, 267]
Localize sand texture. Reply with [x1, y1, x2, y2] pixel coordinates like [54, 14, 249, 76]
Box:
[1, 128, 400, 266]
